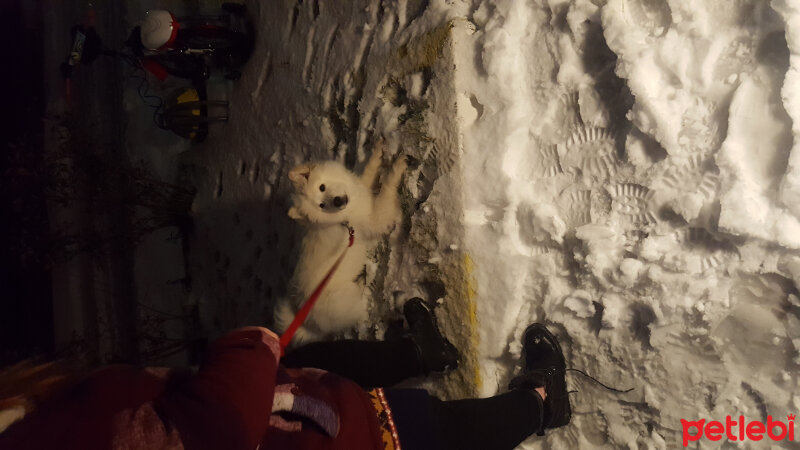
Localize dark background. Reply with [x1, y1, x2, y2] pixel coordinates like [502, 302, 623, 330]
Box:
[0, 0, 51, 365]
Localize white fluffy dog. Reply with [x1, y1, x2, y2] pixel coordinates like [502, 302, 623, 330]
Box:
[275, 142, 407, 345]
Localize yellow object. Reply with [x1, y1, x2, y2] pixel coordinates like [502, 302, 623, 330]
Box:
[462, 254, 483, 390]
[175, 89, 201, 116]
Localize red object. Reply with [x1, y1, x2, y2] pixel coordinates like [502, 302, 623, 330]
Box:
[140, 57, 169, 81]
[0, 327, 386, 450]
[279, 225, 355, 353]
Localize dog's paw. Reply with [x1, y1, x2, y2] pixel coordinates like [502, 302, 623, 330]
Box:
[288, 206, 304, 220]
[367, 138, 386, 163]
[374, 136, 386, 152]
[362, 141, 385, 185]
[392, 154, 409, 175]
[289, 164, 314, 189]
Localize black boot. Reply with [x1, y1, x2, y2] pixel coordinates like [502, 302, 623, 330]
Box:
[403, 298, 459, 375]
[508, 323, 572, 435]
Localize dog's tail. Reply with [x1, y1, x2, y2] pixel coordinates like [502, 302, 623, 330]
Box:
[273, 301, 296, 334]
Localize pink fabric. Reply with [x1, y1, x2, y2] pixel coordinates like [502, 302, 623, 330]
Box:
[110, 402, 183, 450]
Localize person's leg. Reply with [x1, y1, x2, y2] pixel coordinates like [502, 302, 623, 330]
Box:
[383, 388, 545, 450]
[282, 298, 459, 388]
[281, 338, 422, 387]
[427, 390, 544, 450]
[386, 323, 571, 450]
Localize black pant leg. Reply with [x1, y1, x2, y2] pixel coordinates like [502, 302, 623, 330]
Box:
[427, 390, 542, 450]
[281, 338, 422, 388]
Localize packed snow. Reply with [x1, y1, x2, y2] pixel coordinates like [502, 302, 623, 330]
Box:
[165, 0, 800, 447]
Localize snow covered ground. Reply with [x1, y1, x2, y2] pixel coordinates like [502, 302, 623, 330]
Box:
[173, 0, 800, 447]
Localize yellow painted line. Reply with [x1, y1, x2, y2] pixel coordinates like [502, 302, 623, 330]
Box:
[463, 253, 482, 390]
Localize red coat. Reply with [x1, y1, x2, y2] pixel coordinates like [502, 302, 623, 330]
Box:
[0, 327, 385, 450]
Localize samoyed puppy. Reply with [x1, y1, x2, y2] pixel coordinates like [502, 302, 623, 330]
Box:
[275, 141, 407, 345]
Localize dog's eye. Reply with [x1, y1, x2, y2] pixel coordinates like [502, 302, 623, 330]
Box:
[319, 203, 325, 209]
[319, 184, 326, 192]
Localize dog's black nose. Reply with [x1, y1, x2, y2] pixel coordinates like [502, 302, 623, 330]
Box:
[333, 196, 347, 207]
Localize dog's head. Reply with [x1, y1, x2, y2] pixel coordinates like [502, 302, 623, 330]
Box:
[287, 162, 356, 224]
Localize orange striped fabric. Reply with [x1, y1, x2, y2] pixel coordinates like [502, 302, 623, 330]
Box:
[366, 388, 401, 450]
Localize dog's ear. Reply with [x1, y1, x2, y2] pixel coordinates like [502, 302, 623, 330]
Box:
[288, 164, 314, 189]
[288, 206, 304, 220]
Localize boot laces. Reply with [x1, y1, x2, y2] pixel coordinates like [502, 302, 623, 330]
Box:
[563, 368, 633, 394]
[534, 367, 632, 398]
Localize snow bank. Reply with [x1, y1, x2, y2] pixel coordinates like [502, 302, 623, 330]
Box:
[183, 0, 800, 447]
[186, 0, 482, 397]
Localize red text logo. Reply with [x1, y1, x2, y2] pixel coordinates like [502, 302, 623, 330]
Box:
[681, 415, 795, 446]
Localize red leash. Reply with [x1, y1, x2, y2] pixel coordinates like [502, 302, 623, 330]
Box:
[279, 224, 355, 354]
